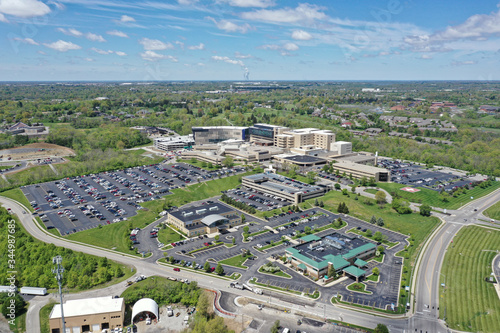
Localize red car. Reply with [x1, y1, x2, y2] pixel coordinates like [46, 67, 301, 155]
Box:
[204, 242, 210, 246]
[173, 268, 180, 272]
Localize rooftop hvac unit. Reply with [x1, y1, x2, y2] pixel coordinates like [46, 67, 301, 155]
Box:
[184, 212, 194, 217]
[209, 206, 219, 211]
[196, 209, 207, 215]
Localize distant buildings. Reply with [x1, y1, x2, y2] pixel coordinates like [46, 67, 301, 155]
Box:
[5, 122, 49, 138]
[192, 126, 248, 145]
[154, 135, 194, 151]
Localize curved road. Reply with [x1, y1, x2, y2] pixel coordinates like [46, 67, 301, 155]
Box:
[2, 187, 500, 333]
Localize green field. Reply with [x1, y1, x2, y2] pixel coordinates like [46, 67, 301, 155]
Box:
[158, 225, 185, 245]
[364, 188, 379, 195]
[484, 201, 500, 220]
[377, 181, 500, 210]
[440, 225, 500, 333]
[219, 254, 249, 269]
[0, 188, 33, 212]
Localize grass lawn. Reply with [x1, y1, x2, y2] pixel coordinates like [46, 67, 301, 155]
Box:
[258, 266, 292, 278]
[12, 310, 26, 333]
[364, 188, 379, 195]
[179, 159, 220, 170]
[440, 225, 500, 333]
[65, 205, 159, 255]
[484, 201, 500, 220]
[40, 301, 58, 333]
[260, 240, 283, 250]
[347, 282, 372, 294]
[377, 181, 500, 210]
[158, 225, 185, 245]
[0, 188, 33, 212]
[277, 171, 314, 184]
[372, 254, 385, 263]
[219, 254, 249, 269]
[365, 274, 380, 282]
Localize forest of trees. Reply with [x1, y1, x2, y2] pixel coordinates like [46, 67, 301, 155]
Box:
[0, 208, 127, 290]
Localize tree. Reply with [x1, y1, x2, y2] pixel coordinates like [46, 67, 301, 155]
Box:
[334, 183, 341, 190]
[215, 263, 224, 276]
[0, 293, 25, 318]
[341, 189, 348, 195]
[214, 234, 220, 241]
[314, 198, 319, 206]
[241, 214, 246, 223]
[373, 231, 383, 241]
[204, 262, 211, 273]
[232, 237, 236, 245]
[222, 156, 234, 167]
[243, 225, 249, 234]
[368, 177, 376, 186]
[333, 218, 342, 228]
[196, 292, 210, 318]
[372, 267, 380, 276]
[375, 190, 387, 204]
[419, 204, 431, 216]
[370, 215, 377, 224]
[271, 320, 281, 333]
[366, 229, 372, 237]
[377, 245, 385, 254]
[374, 323, 389, 333]
[304, 226, 312, 234]
[360, 176, 368, 186]
[377, 217, 384, 227]
[328, 265, 336, 279]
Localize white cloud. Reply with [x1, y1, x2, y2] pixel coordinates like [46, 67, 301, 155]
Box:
[452, 60, 477, 66]
[421, 54, 432, 59]
[139, 38, 174, 50]
[120, 15, 135, 23]
[283, 42, 299, 51]
[177, 0, 198, 4]
[197, 62, 205, 66]
[58, 28, 83, 37]
[140, 50, 177, 62]
[241, 3, 327, 24]
[84, 58, 94, 62]
[206, 17, 252, 33]
[175, 41, 185, 50]
[188, 43, 204, 50]
[43, 40, 81, 52]
[0, 13, 7, 22]
[91, 47, 113, 55]
[234, 52, 253, 59]
[86, 33, 106, 42]
[211, 55, 244, 66]
[107, 30, 128, 38]
[0, 0, 51, 18]
[115, 51, 127, 56]
[291, 30, 312, 41]
[216, 0, 275, 8]
[13, 37, 39, 45]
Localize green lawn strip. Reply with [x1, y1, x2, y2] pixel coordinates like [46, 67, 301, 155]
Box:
[0, 188, 33, 212]
[39, 300, 59, 333]
[219, 254, 249, 269]
[372, 254, 385, 263]
[258, 266, 292, 278]
[188, 242, 223, 255]
[364, 188, 379, 195]
[377, 181, 500, 210]
[224, 243, 236, 248]
[484, 200, 500, 220]
[65, 204, 159, 256]
[0, 165, 14, 170]
[439, 225, 500, 333]
[260, 240, 284, 251]
[157, 259, 240, 280]
[365, 274, 380, 283]
[178, 159, 219, 170]
[347, 282, 372, 294]
[158, 225, 185, 245]
[277, 171, 314, 184]
[247, 229, 270, 238]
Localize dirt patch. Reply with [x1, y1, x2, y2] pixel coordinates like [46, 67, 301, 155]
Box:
[224, 315, 253, 333]
[0, 143, 75, 161]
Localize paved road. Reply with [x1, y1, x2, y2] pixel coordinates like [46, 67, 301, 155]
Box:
[3, 186, 500, 333]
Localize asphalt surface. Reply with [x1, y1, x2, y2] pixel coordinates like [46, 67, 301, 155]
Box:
[3, 180, 500, 333]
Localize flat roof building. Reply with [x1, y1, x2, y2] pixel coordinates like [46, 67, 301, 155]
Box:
[285, 233, 376, 281]
[275, 128, 335, 151]
[332, 161, 390, 182]
[167, 202, 242, 237]
[49, 296, 125, 333]
[274, 154, 327, 167]
[154, 135, 194, 151]
[241, 172, 326, 204]
[192, 126, 248, 145]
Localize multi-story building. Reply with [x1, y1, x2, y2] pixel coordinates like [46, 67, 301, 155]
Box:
[154, 135, 194, 151]
[241, 172, 326, 204]
[49, 296, 125, 333]
[331, 161, 390, 182]
[286, 233, 376, 281]
[248, 123, 289, 145]
[274, 128, 335, 151]
[167, 202, 242, 237]
[192, 126, 248, 145]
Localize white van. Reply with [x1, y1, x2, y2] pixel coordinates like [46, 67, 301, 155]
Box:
[282, 329, 290, 333]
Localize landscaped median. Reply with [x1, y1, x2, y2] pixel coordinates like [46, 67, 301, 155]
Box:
[347, 227, 398, 248]
[346, 282, 372, 294]
[257, 262, 292, 279]
[188, 241, 224, 255]
[218, 253, 252, 269]
[157, 258, 241, 280]
[249, 277, 320, 299]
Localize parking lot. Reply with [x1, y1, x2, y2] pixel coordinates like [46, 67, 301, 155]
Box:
[224, 187, 291, 211]
[22, 163, 246, 235]
[378, 159, 477, 191]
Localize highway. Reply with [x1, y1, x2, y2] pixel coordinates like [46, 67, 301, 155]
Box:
[2, 186, 500, 333]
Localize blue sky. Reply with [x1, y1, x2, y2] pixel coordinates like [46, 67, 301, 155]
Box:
[1, 0, 500, 81]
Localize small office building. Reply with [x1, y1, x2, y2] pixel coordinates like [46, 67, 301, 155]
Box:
[285, 233, 376, 281]
[331, 161, 390, 182]
[49, 296, 125, 333]
[241, 172, 326, 204]
[167, 202, 242, 237]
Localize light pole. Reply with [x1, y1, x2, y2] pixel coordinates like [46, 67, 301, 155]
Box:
[52, 255, 66, 333]
[440, 272, 446, 293]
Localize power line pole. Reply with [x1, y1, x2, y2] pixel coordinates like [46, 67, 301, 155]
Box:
[52, 255, 66, 333]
